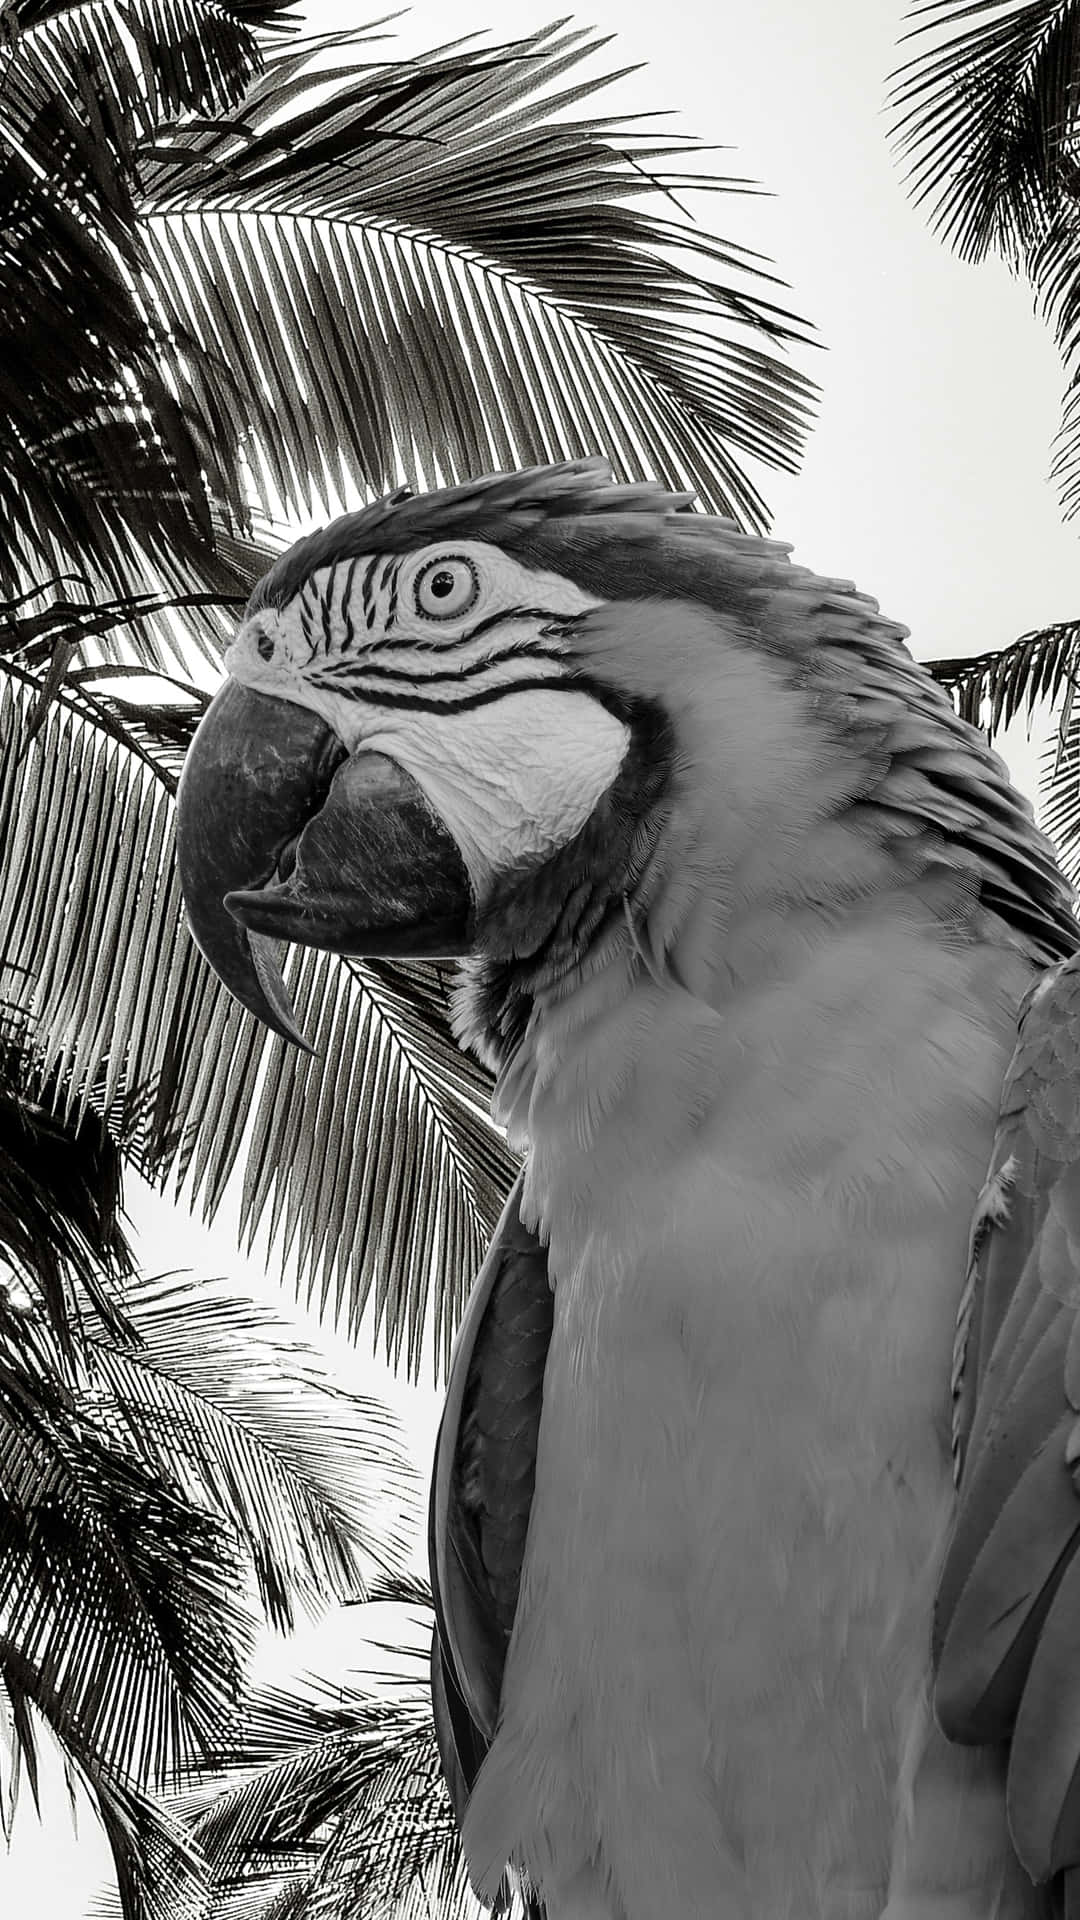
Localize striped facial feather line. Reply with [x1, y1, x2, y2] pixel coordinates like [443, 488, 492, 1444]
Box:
[290, 594, 590, 710]
[288, 675, 572, 717]
[371, 603, 590, 656]
[309, 642, 565, 691]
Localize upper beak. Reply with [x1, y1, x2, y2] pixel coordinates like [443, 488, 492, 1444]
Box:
[176, 679, 475, 1048]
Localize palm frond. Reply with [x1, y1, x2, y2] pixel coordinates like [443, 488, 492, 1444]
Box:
[1039, 684, 1080, 883]
[0, 71, 225, 591]
[0, 665, 517, 1381]
[0, 586, 247, 759]
[0, 0, 268, 634]
[889, 3, 1080, 513]
[0, 1244, 419, 1910]
[0, 1030, 135, 1348]
[92, 1269, 418, 1627]
[11, 0, 297, 129]
[1025, 204, 1080, 509]
[926, 616, 1080, 729]
[139, 20, 815, 534]
[889, 0, 1080, 260]
[0, 1338, 255, 1789]
[186, 1663, 502, 1920]
[88, 1766, 212, 1920]
[1, 1659, 215, 1920]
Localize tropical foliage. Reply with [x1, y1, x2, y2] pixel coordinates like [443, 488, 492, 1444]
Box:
[159, 1575, 493, 1920]
[0, 1236, 416, 1920]
[891, 0, 1080, 515]
[890, 1, 1080, 886]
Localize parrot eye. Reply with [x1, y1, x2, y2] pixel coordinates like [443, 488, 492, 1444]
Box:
[240, 614, 277, 664]
[412, 555, 479, 622]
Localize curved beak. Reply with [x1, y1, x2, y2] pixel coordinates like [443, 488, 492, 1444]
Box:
[177, 679, 475, 1048]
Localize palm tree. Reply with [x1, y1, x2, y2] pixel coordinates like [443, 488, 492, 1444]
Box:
[1, 2, 815, 1368]
[0, 1223, 418, 1918]
[159, 1575, 495, 1920]
[889, 0, 1080, 879]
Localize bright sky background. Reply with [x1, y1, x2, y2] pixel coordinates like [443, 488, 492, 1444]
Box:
[7, 0, 1080, 1911]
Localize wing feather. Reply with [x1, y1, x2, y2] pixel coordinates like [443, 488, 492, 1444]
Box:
[935, 953, 1080, 1888]
[1009, 1548, 1080, 1877]
[428, 1167, 553, 1918]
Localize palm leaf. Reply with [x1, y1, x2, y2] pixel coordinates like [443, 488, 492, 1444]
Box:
[1, 1657, 218, 1920]
[889, 0, 1080, 260]
[0, 1029, 134, 1349]
[0, 1250, 417, 1916]
[93, 1269, 418, 1627]
[1026, 204, 1080, 510]
[11, 0, 297, 130]
[0, 0, 274, 648]
[927, 617, 1080, 729]
[1039, 686, 1080, 883]
[0, 585, 249, 756]
[6, 10, 815, 646]
[0, 46, 225, 587]
[185, 1650, 521, 1920]
[139, 20, 815, 535]
[0, 1314, 255, 1790]
[889, 2, 1080, 513]
[927, 616, 1080, 896]
[0, 665, 518, 1382]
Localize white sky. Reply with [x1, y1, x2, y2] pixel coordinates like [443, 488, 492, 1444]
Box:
[7, 0, 1080, 1911]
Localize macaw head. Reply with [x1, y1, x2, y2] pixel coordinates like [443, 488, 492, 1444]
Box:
[177, 458, 694, 1048]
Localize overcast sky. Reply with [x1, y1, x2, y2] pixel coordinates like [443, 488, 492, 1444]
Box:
[7, 0, 1080, 1911]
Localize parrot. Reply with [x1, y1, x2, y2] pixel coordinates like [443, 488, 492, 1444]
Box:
[175, 455, 1080, 1920]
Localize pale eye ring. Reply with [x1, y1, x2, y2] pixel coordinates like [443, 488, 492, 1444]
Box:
[413, 554, 479, 622]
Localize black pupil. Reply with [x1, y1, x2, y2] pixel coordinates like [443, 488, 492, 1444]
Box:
[430, 569, 455, 598]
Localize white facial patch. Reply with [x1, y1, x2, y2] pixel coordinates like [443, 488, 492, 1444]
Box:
[361, 690, 631, 897]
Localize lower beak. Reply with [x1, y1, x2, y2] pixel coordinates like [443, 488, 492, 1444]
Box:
[176, 679, 474, 1047]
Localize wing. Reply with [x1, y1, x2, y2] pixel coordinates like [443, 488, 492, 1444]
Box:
[934, 951, 1080, 1892]
[429, 1168, 553, 1919]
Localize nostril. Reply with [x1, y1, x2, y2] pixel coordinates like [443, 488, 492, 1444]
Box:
[256, 630, 275, 662]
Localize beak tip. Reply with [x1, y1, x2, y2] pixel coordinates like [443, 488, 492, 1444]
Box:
[247, 927, 317, 1053]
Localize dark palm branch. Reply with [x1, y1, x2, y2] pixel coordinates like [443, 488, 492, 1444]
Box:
[1039, 683, 1080, 882]
[0, 1018, 135, 1348]
[927, 616, 1080, 729]
[0, 1252, 416, 1917]
[2, 1653, 216, 1920]
[172, 1579, 528, 1920]
[0, 0, 296, 664]
[889, 0, 1080, 512]
[137, 19, 815, 535]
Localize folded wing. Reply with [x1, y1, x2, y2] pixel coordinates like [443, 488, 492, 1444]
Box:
[429, 1170, 553, 1919]
[936, 952, 1080, 1891]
